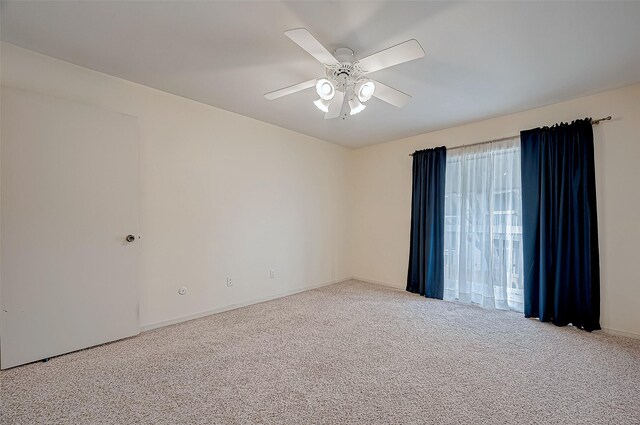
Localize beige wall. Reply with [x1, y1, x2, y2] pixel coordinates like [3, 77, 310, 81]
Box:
[2, 42, 639, 338]
[349, 83, 640, 337]
[1, 43, 351, 330]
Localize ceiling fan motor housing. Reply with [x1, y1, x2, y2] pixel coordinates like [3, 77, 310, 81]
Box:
[325, 48, 368, 97]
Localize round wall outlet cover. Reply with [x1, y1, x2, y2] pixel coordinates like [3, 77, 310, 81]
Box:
[178, 287, 187, 295]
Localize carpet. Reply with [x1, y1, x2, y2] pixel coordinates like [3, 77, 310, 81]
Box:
[1, 280, 639, 424]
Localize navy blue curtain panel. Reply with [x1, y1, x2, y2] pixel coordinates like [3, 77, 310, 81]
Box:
[407, 147, 447, 299]
[520, 119, 601, 331]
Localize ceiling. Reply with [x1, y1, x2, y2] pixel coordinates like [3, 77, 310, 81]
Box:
[2, 1, 640, 148]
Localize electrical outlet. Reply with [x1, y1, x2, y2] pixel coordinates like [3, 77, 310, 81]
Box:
[178, 286, 187, 295]
[226, 277, 233, 287]
[269, 269, 276, 279]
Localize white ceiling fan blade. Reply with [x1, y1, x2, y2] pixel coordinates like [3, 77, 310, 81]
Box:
[264, 79, 316, 100]
[356, 39, 425, 73]
[324, 91, 345, 119]
[285, 28, 341, 67]
[371, 80, 411, 108]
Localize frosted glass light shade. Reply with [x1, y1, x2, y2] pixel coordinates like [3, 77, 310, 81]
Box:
[355, 80, 375, 102]
[314, 98, 331, 112]
[349, 97, 366, 115]
[315, 79, 335, 101]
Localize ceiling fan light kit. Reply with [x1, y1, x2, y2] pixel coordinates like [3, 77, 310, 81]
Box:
[264, 28, 425, 120]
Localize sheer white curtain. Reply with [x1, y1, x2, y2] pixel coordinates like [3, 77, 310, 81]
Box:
[443, 137, 524, 312]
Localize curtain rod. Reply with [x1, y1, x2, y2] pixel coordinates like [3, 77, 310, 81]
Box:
[409, 116, 611, 156]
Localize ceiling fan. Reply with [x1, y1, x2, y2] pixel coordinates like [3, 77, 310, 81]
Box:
[264, 28, 426, 119]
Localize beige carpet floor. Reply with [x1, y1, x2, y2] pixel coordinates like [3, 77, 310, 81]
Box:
[1, 280, 639, 424]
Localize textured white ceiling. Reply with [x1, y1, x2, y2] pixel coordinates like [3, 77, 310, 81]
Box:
[2, 1, 640, 148]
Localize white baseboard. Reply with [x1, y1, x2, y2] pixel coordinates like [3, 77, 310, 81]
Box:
[140, 277, 352, 332]
[601, 327, 640, 340]
[141, 277, 640, 341]
[351, 276, 404, 291]
[352, 278, 640, 340]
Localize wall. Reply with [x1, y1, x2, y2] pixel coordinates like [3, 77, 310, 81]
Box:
[1, 42, 351, 330]
[2, 42, 639, 339]
[349, 83, 640, 338]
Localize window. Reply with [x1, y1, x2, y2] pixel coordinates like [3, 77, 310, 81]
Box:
[443, 137, 524, 312]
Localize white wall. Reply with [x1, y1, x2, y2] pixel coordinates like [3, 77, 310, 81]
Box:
[1, 43, 351, 330]
[349, 84, 640, 338]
